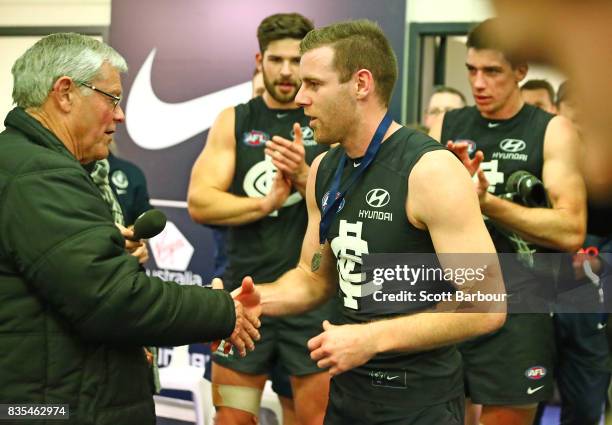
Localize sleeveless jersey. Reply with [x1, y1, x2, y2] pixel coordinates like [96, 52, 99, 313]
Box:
[442, 104, 555, 297]
[223, 96, 326, 290]
[315, 126, 463, 407]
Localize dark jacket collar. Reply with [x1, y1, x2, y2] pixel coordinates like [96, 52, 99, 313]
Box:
[4, 107, 76, 162]
[3, 107, 98, 172]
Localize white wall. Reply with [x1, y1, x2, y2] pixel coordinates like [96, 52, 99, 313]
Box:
[523, 65, 566, 94]
[406, 0, 494, 23]
[0, 0, 111, 26]
[402, 0, 566, 123]
[0, 0, 111, 130]
[402, 0, 494, 122]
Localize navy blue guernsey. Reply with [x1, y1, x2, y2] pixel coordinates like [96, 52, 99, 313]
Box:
[442, 104, 555, 298]
[107, 153, 152, 226]
[223, 96, 326, 290]
[315, 126, 463, 406]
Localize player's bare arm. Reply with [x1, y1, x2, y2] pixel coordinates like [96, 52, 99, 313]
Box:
[477, 115, 586, 251]
[308, 150, 506, 376]
[256, 152, 338, 316]
[187, 107, 291, 226]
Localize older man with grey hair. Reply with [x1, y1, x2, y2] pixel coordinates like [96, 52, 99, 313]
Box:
[0, 33, 261, 425]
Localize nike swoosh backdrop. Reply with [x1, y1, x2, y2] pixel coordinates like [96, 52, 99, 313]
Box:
[109, 0, 406, 301]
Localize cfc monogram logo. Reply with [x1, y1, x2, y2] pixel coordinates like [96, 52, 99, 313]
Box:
[243, 158, 302, 216]
[477, 160, 505, 193]
[331, 220, 370, 310]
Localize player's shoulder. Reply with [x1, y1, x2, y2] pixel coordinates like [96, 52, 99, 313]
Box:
[390, 126, 445, 160]
[237, 96, 267, 113]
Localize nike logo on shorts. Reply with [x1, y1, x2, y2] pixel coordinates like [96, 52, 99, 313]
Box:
[527, 385, 544, 395]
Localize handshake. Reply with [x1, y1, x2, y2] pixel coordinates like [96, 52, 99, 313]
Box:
[211, 276, 262, 357]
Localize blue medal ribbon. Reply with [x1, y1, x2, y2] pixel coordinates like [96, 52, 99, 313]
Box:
[318, 112, 393, 246]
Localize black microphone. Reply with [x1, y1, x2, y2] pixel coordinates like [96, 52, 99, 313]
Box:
[130, 209, 167, 240]
[505, 170, 548, 208]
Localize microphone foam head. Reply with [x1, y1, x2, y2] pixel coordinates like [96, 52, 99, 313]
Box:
[133, 209, 167, 239]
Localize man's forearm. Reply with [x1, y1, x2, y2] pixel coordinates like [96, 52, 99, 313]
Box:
[481, 193, 585, 252]
[188, 189, 276, 226]
[259, 265, 335, 316]
[369, 261, 506, 354]
[370, 312, 505, 354]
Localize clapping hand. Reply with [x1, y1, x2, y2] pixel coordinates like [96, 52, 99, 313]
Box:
[446, 140, 484, 177]
[266, 122, 308, 188]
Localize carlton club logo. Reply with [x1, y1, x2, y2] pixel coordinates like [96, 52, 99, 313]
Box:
[499, 139, 526, 153]
[111, 170, 129, 192]
[243, 159, 302, 216]
[365, 188, 390, 208]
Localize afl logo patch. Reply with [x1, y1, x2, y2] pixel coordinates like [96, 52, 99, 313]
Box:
[365, 188, 390, 208]
[111, 170, 129, 190]
[456, 139, 477, 155]
[525, 366, 547, 380]
[500, 139, 526, 153]
[243, 130, 269, 147]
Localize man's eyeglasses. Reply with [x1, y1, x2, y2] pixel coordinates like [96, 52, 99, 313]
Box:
[78, 82, 122, 110]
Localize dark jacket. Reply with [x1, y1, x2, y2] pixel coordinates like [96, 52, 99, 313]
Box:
[0, 108, 235, 424]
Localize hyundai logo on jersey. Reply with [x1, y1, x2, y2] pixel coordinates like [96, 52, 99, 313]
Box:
[500, 139, 527, 153]
[292, 126, 317, 146]
[366, 188, 391, 208]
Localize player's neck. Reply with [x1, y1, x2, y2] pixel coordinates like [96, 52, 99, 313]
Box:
[481, 90, 524, 120]
[262, 91, 298, 110]
[342, 108, 400, 159]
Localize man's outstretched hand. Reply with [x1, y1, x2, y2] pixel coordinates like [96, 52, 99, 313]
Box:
[210, 277, 261, 357]
[231, 276, 262, 313]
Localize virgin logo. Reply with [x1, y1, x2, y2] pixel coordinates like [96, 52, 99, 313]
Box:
[149, 221, 194, 271]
